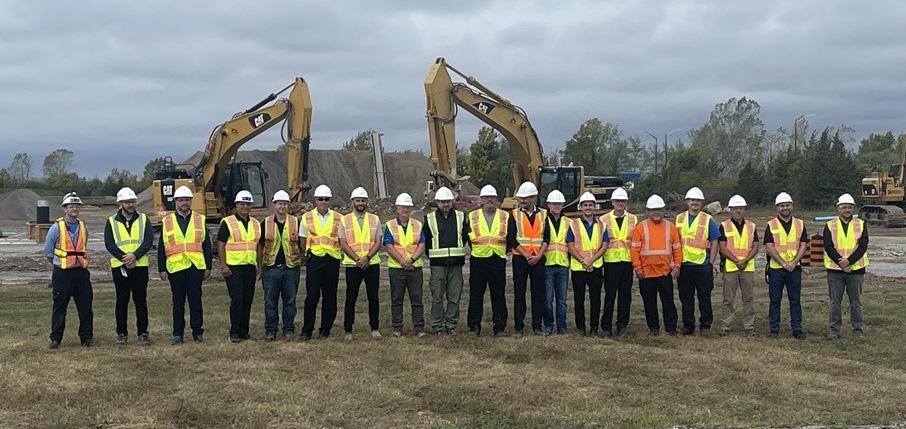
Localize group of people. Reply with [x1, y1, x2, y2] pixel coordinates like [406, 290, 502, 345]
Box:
[44, 181, 869, 349]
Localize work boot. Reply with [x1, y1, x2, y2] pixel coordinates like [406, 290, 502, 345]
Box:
[137, 333, 150, 345]
[344, 332, 353, 341]
[826, 332, 840, 341]
[48, 340, 61, 350]
[264, 332, 276, 342]
[193, 334, 204, 343]
[667, 330, 678, 337]
[371, 330, 382, 338]
[589, 329, 599, 337]
[648, 329, 659, 336]
[116, 334, 128, 345]
[852, 329, 864, 338]
[513, 329, 524, 338]
[792, 330, 807, 340]
[240, 333, 252, 341]
[493, 330, 508, 338]
[614, 326, 625, 337]
[81, 339, 93, 347]
[700, 328, 711, 337]
[681, 328, 695, 336]
[532, 329, 544, 336]
[298, 333, 311, 342]
[171, 336, 183, 345]
[317, 330, 330, 339]
[769, 331, 780, 338]
[229, 333, 242, 343]
[719, 328, 731, 337]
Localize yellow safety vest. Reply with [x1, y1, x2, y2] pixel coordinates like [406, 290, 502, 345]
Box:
[53, 217, 87, 269]
[386, 218, 424, 269]
[721, 218, 756, 273]
[222, 215, 261, 266]
[262, 215, 301, 268]
[426, 210, 466, 258]
[162, 212, 207, 273]
[766, 217, 804, 269]
[601, 211, 637, 263]
[302, 209, 341, 260]
[676, 211, 712, 264]
[512, 208, 547, 256]
[468, 209, 508, 258]
[108, 213, 149, 268]
[544, 215, 570, 267]
[341, 212, 381, 266]
[823, 217, 868, 271]
[570, 217, 604, 272]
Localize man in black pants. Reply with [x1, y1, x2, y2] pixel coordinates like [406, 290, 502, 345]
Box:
[508, 181, 550, 337]
[675, 187, 721, 336]
[217, 190, 262, 343]
[339, 187, 383, 340]
[567, 192, 609, 336]
[298, 184, 343, 341]
[467, 185, 510, 337]
[105, 187, 154, 345]
[599, 187, 637, 337]
[45, 192, 93, 349]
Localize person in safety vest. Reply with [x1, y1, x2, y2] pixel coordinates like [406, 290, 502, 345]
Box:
[823, 193, 869, 341]
[763, 192, 809, 339]
[717, 195, 759, 336]
[567, 192, 609, 336]
[257, 190, 302, 341]
[466, 185, 510, 337]
[542, 190, 570, 335]
[629, 195, 682, 336]
[676, 187, 721, 336]
[508, 181, 550, 337]
[383, 193, 426, 337]
[599, 187, 637, 337]
[340, 187, 383, 340]
[104, 187, 154, 345]
[423, 186, 471, 335]
[45, 192, 94, 349]
[298, 184, 343, 341]
[217, 190, 261, 343]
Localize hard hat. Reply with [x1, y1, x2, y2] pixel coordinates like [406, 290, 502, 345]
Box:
[546, 190, 566, 204]
[684, 187, 705, 200]
[775, 192, 793, 205]
[479, 185, 498, 197]
[313, 184, 332, 198]
[611, 188, 629, 201]
[61, 192, 83, 206]
[395, 193, 414, 207]
[836, 193, 856, 206]
[350, 187, 369, 199]
[173, 186, 194, 199]
[435, 186, 455, 201]
[272, 190, 291, 202]
[116, 187, 137, 202]
[514, 181, 538, 198]
[579, 192, 596, 204]
[646, 194, 666, 209]
[728, 194, 747, 208]
[234, 190, 254, 204]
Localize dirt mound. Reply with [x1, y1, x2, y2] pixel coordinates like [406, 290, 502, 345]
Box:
[0, 189, 62, 221]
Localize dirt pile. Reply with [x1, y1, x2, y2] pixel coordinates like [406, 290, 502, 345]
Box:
[0, 189, 62, 221]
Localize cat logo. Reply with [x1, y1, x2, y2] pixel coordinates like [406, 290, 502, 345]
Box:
[473, 102, 495, 115]
[249, 113, 272, 128]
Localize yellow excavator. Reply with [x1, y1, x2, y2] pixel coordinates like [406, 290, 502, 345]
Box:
[150, 77, 313, 225]
[860, 139, 906, 227]
[424, 57, 624, 214]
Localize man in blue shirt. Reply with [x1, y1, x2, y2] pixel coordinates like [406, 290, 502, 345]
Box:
[676, 187, 721, 336]
[383, 193, 427, 337]
[566, 192, 610, 336]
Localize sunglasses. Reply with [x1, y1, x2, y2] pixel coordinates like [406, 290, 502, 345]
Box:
[317, 198, 330, 202]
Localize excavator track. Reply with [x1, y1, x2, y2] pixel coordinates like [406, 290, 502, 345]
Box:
[859, 205, 905, 228]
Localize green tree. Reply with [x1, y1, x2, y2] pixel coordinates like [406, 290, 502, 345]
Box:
[142, 156, 169, 183]
[103, 168, 141, 196]
[42, 148, 74, 178]
[7, 152, 31, 184]
[561, 119, 646, 175]
[464, 127, 511, 192]
[736, 160, 767, 205]
[856, 131, 901, 174]
[794, 129, 860, 207]
[688, 97, 765, 177]
[0, 168, 10, 188]
[343, 130, 374, 151]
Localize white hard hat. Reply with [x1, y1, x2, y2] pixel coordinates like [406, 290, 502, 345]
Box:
[728, 194, 747, 208]
[350, 187, 369, 199]
[611, 188, 629, 201]
[173, 186, 194, 199]
[395, 193, 414, 207]
[435, 186, 455, 201]
[514, 181, 538, 198]
[836, 193, 856, 206]
[234, 190, 254, 204]
[685, 187, 705, 200]
[61, 192, 83, 206]
[479, 185, 498, 197]
[579, 192, 596, 204]
[272, 190, 291, 202]
[646, 194, 666, 209]
[313, 184, 332, 198]
[546, 190, 566, 204]
[116, 187, 137, 202]
[775, 192, 793, 205]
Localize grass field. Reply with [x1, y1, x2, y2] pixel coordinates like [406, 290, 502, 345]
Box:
[1, 272, 904, 428]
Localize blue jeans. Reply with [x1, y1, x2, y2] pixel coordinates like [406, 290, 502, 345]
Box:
[262, 265, 300, 334]
[544, 265, 569, 333]
[768, 268, 802, 333]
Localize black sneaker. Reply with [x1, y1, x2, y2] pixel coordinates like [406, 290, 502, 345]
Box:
[283, 331, 295, 340]
[614, 327, 625, 337]
[589, 329, 599, 337]
[513, 329, 524, 338]
[116, 334, 128, 345]
[532, 329, 544, 336]
[700, 328, 711, 337]
[468, 329, 480, 337]
[48, 340, 61, 350]
[493, 331, 508, 337]
[667, 330, 678, 337]
[137, 333, 150, 345]
[229, 334, 242, 343]
[193, 334, 204, 343]
[81, 339, 93, 347]
[825, 332, 840, 341]
[171, 336, 183, 345]
[792, 330, 807, 340]
[681, 328, 695, 336]
[298, 333, 312, 342]
[600, 330, 613, 338]
[264, 332, 276, 341]
[769, 331, 780, 338]
[317, 330, 330, 339]
[240, 333, 251, 340]
[648, 329, 659, 336]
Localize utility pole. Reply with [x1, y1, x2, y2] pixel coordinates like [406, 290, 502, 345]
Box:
[645, 131, 658, 177]
[663, 128, 683, 178]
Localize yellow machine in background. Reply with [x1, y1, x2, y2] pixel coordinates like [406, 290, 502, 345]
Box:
[861, 140, 906, 227]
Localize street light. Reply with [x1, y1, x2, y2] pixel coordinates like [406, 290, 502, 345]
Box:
[663, 128, 683, 173]
[645, 131, 658, 176]
[793, 113, 815, 150]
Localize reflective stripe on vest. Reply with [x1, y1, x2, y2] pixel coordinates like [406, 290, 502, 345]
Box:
[109, 213, 148, 268]
[162, 212, 207, 273]
[602, 211, 637, 263]
[676, 211, 711, 264]
[512, 208, 547, 256]
[468, 209, 508, 258]
[263, 215, 301, 268]
[223, 215, 261, 266]
[54, 218, 87, 269]
[823, 218, 869, 271]
[341, 212, 381, 266]
[544, 215, 570, 267]
[638, 220, 679, 257]
[767, 217, 803, 269]
[721, 218, 755, 273]
[303, 209, 341, 259]
[569, 217, 604, 271]
[386, 218, 424, 269]
[427, 210, 466, 258]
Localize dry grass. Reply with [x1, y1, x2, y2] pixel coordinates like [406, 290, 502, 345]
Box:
[1, 271, 905, 428]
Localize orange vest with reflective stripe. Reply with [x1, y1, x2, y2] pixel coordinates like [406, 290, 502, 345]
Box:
[162, 212, 207, 273]
[512, 208, 546, 256]
[53, 218, 87, 269]
[262, 215, 301, 267]
[601, 211, 637, 263]
[721, 218, 756, 272]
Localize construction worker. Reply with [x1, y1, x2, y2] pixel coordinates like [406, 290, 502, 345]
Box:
[158, 185, 212, 345]
[467, 184, 510, 337]
[567, 192, 609, 336]
[508, 181, 549, 336]
[600, 187, 637, 337]
[258, 190, 302, 341]
[764, 192, 809, 339]
[340, 187, 383, 340]
[543, 189, 570, 335]
[45, 192, 93, 349]
[823, 193, 869, 340]
[423, 186, 470, 335]
[676, 187, 721, 336]
[217, 190, 261, 342]
[298, 184, 342, 341]
[384, 193, 426, 337]
[104, 187, 154, 345]
[630, 194, 682, 336]
[717, 195, 759, 336]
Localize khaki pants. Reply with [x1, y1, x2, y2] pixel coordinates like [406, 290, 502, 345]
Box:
[721, 271, 755, 331]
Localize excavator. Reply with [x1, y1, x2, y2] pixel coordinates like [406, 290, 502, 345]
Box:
[860, 137, 906, 227]
[424, 57, 624, 214]
[150, 77, 313, 225]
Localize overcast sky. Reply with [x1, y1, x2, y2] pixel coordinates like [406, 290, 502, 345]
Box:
[2, 1, 906, 176]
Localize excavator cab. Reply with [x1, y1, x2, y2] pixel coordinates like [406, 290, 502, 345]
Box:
[221, 162, 268, 211]
[538, 166, 582, 210]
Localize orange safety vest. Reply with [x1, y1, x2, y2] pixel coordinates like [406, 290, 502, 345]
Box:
[638, 220, 677, 257]
[53, 218, 87, 269]
[512, 208, 547, 256]
[162, 212, 207, 273]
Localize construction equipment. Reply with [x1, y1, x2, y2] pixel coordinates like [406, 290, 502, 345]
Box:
[424, 57, 624, 214]
[860, 139, 906, 227]
[151, 77, 313, 225]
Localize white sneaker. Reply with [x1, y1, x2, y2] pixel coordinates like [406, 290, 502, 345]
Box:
[344, 332, 353, 341]
[371, 330, 382, 338]
[417, 331, 426, 338]
[392, 331, 402, 337]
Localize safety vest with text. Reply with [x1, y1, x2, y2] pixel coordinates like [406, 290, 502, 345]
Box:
[823, 217, 868, 271]
[54, 218, 88, 269]
[262, 215, 301, 268]
[386, 218, 424, 269]
[601, 211, 637, 263]
[721, 218, 756, 273]
[570, 217, 604, 271]
[162, 212, 207, 273]
[302, 209, 342, 260]
[108, 213, 149, 268]
[468, 209, 509, 258]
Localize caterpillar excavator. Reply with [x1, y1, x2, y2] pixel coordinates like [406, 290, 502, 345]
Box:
[424, 57, 624, 214]
[860, 137, 906, 227]
[150, 77, 313, 225]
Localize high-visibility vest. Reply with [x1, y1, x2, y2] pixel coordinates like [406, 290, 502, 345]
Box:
[53, 217, 87, 269]
[468, 209, 508, 258]
[569, 217, 604, 271]
[512, 208, 547, 256]
[386, 218, 424, 269]
[426, 210, 466, 258]
[823, 217, 869, 271]
[721, 218, 756, 273]
[162, 212, 207, 273]
[302, 209, 341, 260]
[637, 220, 679, 258]
[108, 213, 149, 268]
[676, 211, 712, 264]
[544, 215, 570, 267]
[341, 212, 381, 266]
[222, 215, 261, 266]
[766, 217, 804, 269]
[262, 214, 301, 268]
[601, 211, 637, 263]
